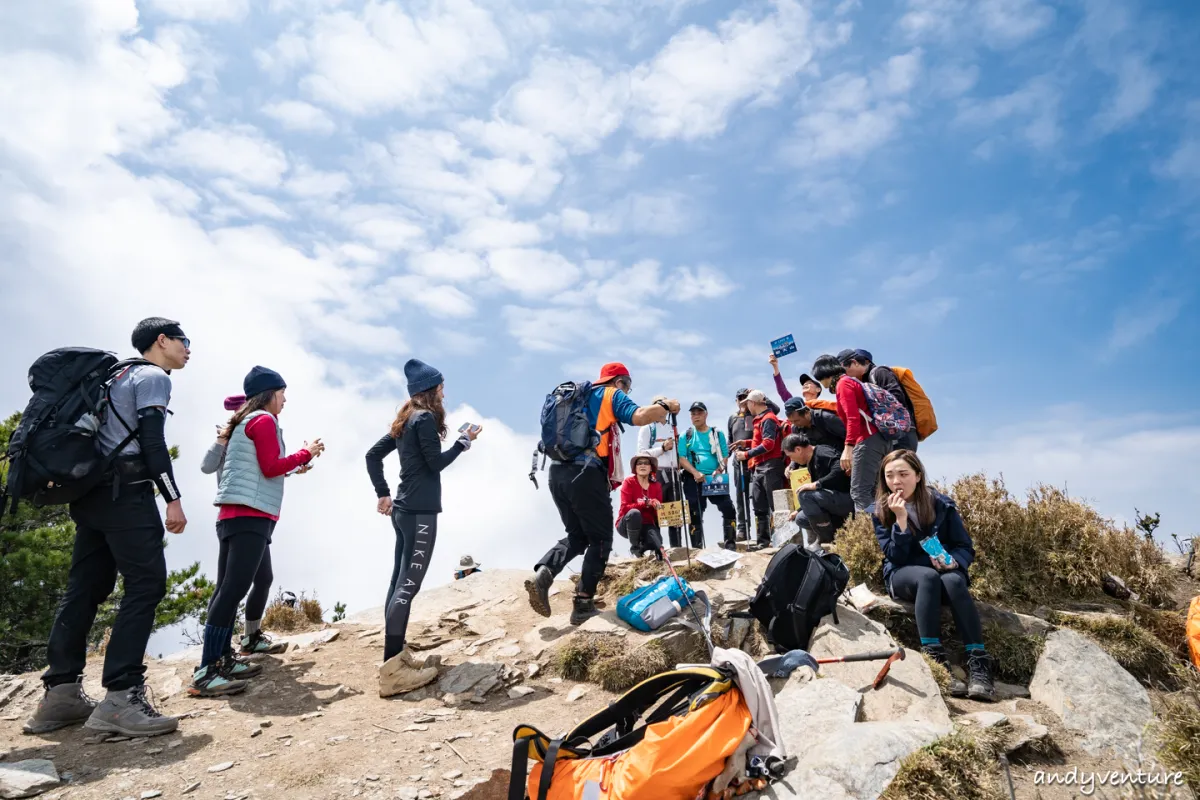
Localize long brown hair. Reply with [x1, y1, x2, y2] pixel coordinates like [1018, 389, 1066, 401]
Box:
[389, 385, 446, 440]
[874, 449, 935, 529]
[222, 391, 276, 440]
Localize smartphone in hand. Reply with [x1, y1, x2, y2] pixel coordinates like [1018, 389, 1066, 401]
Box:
[458, 422, 482, 436]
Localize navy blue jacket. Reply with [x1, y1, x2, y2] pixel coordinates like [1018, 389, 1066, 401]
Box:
[869, 491, 975, 591]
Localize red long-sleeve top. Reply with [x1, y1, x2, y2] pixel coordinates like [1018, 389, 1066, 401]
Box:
[217, 415, 312, 522]
[836, 377, 876, 446]
[617, 475, 663, 529]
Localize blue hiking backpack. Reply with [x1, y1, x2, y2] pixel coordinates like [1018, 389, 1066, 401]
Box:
[529, 381, 597, 488]
[853, 377, 913, 440]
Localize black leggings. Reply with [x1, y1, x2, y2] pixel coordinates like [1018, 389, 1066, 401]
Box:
[205, 519, 275, 664]
[889, 565, 984, 645]
[385, 511, 438, 660]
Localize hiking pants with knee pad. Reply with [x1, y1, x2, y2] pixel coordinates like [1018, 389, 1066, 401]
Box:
[888, 565, 984, 645]
[536, 462, 613, 598]
[796, 488, 854, 544]
[385, 511, 439, 660]
[43, 483, 167, 691]
[850, 432, 892, 512]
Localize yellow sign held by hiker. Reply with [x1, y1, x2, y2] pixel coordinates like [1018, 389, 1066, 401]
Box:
[658, 500, 687, 528]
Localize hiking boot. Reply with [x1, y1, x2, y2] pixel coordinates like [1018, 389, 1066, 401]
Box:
[23, 680, 97, 735]
[240, 630, 287, 655]
[967, 650, 996, 702]
[921, 644, 968, 697]
[226, 654, 263, 679]
[722, 519, 738, 550]
[379, 648, 439, 698]
[187, 661, 248, 698]
[569, 595, 599, 626]
[754, 518, 772, 550]
[85, 685, 178, 737]
[524, 566, 554, 618]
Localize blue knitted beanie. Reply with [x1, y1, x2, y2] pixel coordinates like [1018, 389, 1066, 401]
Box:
[405, 358, 444, 396]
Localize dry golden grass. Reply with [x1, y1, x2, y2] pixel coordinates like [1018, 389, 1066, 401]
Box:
[551, 633, 673, 692]
[980, 622, 1045, 685]
[1154, 667, 1200, 793]
[262, 589, 324, 632]
[882, 728, 1008, 800]
[834, 513, 884, 590]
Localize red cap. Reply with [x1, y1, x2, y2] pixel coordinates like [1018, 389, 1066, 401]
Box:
[596, 362, 630, 384]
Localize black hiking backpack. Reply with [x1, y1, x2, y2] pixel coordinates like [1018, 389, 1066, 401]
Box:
[744, 543, 851, 653]
[1, 348, 147, 514]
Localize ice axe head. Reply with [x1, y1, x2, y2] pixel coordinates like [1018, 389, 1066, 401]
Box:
[871, 648, 906, 690]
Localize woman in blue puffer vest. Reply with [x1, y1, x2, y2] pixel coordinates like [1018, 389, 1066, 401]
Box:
[870, 449, 995, 702]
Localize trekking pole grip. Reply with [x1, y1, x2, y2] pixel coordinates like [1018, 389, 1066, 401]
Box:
[831, 647, 904, 664]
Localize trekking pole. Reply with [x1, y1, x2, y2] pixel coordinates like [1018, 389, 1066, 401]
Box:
[659, 545, 714, 657]
[669, 412, 692, 565]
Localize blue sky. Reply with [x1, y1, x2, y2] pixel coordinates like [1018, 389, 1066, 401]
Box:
[1, 0, 1198, 623]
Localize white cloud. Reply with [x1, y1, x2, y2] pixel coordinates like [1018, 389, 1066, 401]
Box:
[501, 55, 628, 151]
[786, 50, 922, 167]
[629, 0, 817, 140]
[898, 0, 1054, 49]
[210, 178, 290, 221]
[296, 0, 509, 115]
[672, 265, 736, 300]
[337, 204, 426, 251]
[1107, 295, 1186, 351]
[382, 275, 477, 319]
[502, 305, 602, 352]
[1160, 138, 1200, 181]
[1094, 56, 1160, 133]
[157, 123, 290, 187]
[487, 248, 581, 296]
[409, 249, 487, 282]
[284, 163, 352, 198]
[261, 100, 337, 134]
[956, 76, 1060, 150]
[452, 218, 544, 251]
[977, 0, 1055, 48]
[1079, 1, 1160, 133]
[842, 304, 881, 330]
[145, 0, 249, 22]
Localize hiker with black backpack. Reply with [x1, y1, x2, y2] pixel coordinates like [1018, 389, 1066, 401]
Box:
[20, 318, 190, 738]
[781, 433, 852, 546]
[811, 354, 912, 513]
[188, 367, 324, 699]
[781, 397, 845, 451]
[839, 349, 919, 452]
[732, 390, 786, 550]
[871, 449, 995, 702]
[677, 402, 737, 550]
[526, 362, 679, 626]
[365, 359, 480, 696]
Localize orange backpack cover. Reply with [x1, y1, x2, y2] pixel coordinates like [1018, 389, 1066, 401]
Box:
[1188, 596, 1200, 669]
[891, 366, 938, 441]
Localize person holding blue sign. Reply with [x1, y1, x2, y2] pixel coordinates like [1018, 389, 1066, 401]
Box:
[676, 402, 738, 550]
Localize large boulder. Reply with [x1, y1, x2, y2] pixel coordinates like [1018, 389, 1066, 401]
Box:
[0, 760, 59, 799]
[808, 606, 951, 728]
[1029, 628, 1152, 760]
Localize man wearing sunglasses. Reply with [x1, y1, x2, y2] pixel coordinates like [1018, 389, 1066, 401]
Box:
[27, 317, 191, 739]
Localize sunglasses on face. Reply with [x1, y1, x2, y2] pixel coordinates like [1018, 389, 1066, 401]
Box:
[170, 336, 191, 349]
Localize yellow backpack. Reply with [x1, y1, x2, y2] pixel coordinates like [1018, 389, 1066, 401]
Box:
[509, 667, 752, 800]
[891, 366, 938, 441]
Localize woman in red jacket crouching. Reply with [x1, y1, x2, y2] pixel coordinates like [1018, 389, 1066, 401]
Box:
[617, 453, 664, 560]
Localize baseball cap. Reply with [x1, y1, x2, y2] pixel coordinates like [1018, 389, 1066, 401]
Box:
[735, 388, 750, 401]
[689, 401, 707, 412]
[798, 373, 818, 387]
[745, 390, 767, 405]
[783, 397, 807, 415]
[596, 362, 630, 384]
[836, 349, 857, 366]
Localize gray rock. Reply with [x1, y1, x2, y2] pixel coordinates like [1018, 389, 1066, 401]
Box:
[566, 685, 589, 703]
[774, 676, 862, 753]
[507, 686, 536, 700]
[993, 681, 1030, 700]
[769, 722, 948, 800]
[437, 663, 504, 696]
[1005, 714, 1051, 754]
[0, 760, 59, 799]
[207, 762, 235, 774]
[1029, 628, 1152, 759]
[808, 606, 951, 728]
[957, 711, 1008, 729]
[0, 680, 26, 710]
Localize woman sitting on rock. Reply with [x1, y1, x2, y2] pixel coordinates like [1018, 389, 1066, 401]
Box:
[870, 450, 995, 701]
[617, 453, 665, 560]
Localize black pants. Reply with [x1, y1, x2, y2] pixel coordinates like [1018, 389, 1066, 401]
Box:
[536, 462, 613, 598]
[657, 468, 682, 547]
[618, 509, 663, 558]
[43, 483, 167, 691]
[750, 459, 786, 527]
[889, 565, 984, 645]
[384, 511, 438, 660]
[207, 519, 275, 657]
[681, 472, 736, 547]
[796, 488, 853, 544]
[733, 461, 752, 536]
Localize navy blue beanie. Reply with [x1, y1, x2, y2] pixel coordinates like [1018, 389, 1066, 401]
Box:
[243, 366, 286, 398]
[405, 358, 444, 396]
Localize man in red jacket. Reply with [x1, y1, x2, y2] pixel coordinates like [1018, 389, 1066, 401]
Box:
[733, 390, 786, 548]
[811, 354, 893, 512]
